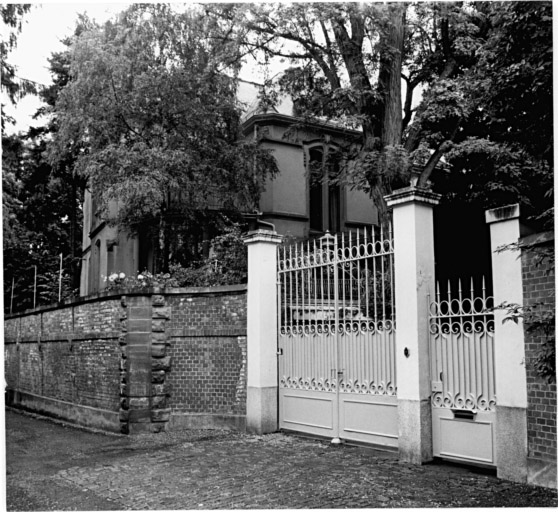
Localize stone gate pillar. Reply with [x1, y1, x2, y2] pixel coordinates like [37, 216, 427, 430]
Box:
[486, 204, 528, 482]
[385, 186, 441, 464]
[244, 229, 283, 434]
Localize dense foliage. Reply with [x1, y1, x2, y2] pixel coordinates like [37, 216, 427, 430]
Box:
[47, 4, 278, 273]
[208, 2, 553, 225]
[2, 14, 87, 312]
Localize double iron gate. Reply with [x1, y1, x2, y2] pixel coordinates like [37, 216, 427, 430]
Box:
[277, 228, 497, 465]
[277, 229, 398, 447]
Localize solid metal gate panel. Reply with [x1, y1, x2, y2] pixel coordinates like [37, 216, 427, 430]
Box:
[429, 278, 497, 466]
[278, 229, 398, 448]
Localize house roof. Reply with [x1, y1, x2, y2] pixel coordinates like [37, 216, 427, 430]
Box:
[241, 112, 362, 141]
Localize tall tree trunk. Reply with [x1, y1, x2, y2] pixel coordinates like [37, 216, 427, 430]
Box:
[375, 3, 406, 225]
[378, 3, 405, 148]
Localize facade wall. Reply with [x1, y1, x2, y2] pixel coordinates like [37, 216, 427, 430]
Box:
[521, 231, 556, 466]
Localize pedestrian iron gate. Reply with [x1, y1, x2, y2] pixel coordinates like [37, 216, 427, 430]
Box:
[277, 229, 398, 447]
[429, 279, 497, 466]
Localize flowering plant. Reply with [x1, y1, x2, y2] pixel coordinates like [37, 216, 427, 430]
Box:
[104, 271, 179, 291]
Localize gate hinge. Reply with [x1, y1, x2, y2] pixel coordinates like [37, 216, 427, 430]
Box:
[276, 348, 283, 356]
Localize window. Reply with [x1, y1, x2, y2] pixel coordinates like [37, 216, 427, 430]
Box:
[308, 146, 341, 233]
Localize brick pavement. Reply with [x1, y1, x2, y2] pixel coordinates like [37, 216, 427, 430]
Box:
[55, 433, 556, 509]
[6, 409, 557, 510]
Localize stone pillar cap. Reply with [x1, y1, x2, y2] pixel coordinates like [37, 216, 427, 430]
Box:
[485, 204, 520, 224]
[385, 186, 441, 207]
[243, 229, 283, 245]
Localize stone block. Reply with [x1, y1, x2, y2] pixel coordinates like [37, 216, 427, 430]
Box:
[127, 318, 152, 333]
[119, 409, 129, 422]
[152, 370, 166, 384]
[152, 383, 171, 396]
[152, 319, 166, 332]
[152, 356, 172, 371]
[151, 408, 171, 422]
[152, 332, 167, 343]
[152, 295, 165, 306]
[152, 307, 171, 320]
[151, 344, 166, 358]
[397, 398, 433, 465]
[496, 406, 528, 483]
[128, 306, 151, 319]
[120, 383, 128, 395]
[128, 408, 151, 423]
[152, 395, 167, 409]
[129, 397, 150, 409]
[127, 332, 151, 347]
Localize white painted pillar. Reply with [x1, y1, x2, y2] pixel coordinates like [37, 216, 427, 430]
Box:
[244, 229, 283, 434]
[385, 186, 441, 464]
[486, 204, 528, 482]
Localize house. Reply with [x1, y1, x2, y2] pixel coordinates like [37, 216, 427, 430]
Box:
[79, 81, 378, 296]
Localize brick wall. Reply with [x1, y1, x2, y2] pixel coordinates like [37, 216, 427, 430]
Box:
[4, 295, 123, 431]
[521, 231, 556, 464]
[166, 287, 247, 420]
[4, 285, 248, 433]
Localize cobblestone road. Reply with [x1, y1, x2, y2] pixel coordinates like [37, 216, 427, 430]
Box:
[6, 408, 557, 510]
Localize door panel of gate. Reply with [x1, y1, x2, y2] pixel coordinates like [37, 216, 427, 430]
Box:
[278, 330, 339, 438]
[339, 393, 398, 447]
[278, 230, 398, 448]
[432, 408, 496, 465]
[429, 278, 497, 467]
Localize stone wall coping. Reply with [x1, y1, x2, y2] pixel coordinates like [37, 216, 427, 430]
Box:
[4, 284, 247, 320]
[5, 331, 121, 344]
[169, 328, 247, 338]
[520, 230, 554, 247]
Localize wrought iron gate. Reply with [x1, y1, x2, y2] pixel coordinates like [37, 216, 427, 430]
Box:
[429, 278, 497, 466]
[277, 229, 398, 447]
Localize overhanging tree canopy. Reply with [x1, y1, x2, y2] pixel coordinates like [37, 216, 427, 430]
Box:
[47, 4, 278, 269]
[207, 2, 553, 225]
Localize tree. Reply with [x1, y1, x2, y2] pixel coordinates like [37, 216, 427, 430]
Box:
[2, 133, 81, 312]
[207, 2, 552, 225]
[3, 17, 88, 312]
[1, 3, 36, 111]
[47, 4, 278, 272]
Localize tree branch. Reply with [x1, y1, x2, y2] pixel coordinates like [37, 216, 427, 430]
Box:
[417, 121, 460, 186]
